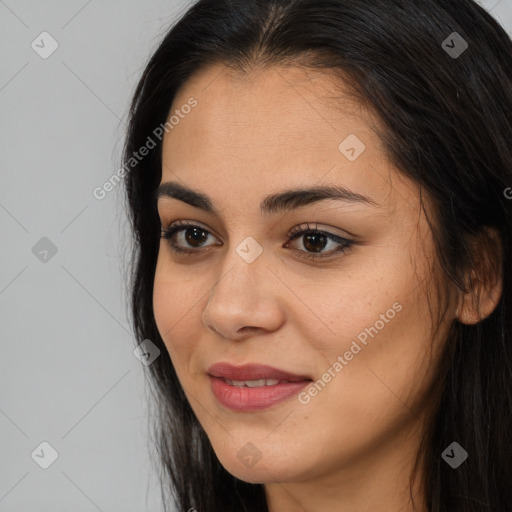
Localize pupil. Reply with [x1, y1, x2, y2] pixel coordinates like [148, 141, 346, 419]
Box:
[186, 227, 208, 247]
[304, 233, 327, 253]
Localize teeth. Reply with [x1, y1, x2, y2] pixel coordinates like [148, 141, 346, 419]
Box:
[225, 378, 282, 387]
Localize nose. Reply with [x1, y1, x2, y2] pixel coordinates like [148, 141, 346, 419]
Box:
[201, 244, 285, 341]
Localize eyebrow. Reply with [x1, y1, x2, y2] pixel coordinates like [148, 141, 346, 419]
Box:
[153, 181, 380, 215]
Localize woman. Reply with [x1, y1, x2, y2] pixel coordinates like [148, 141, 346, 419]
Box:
[122, 0, 512, 510]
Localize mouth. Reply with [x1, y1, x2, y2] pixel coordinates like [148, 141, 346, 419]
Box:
[217, 377, 302, 387]
[207, 362, 313, 382]
[207, 362, 313, 411]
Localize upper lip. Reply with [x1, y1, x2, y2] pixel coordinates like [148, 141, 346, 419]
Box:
[207, 362, 312, 382]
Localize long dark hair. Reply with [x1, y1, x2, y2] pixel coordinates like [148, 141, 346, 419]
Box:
[122, 1, 512, 510]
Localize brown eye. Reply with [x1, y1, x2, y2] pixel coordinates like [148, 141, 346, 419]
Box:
[180, 226, 209, 247]
[301, 232, 329, 253]
[160, 221, 219, 253]
[286, 222, 356, 261]
[160, 220, 356, 261]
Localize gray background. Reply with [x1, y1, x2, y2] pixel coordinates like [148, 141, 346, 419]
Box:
[1, 1, 510, 511]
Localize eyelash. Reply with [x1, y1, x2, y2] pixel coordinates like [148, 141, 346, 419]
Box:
[160, 220, 355, 261]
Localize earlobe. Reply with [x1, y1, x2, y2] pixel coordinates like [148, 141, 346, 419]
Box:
[455, 227, 503, 326]
[456, 279, 502, 325]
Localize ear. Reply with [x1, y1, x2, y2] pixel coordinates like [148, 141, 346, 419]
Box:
[456, 227, 503, 325]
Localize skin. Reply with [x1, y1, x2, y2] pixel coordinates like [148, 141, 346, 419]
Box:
[152, 62, 502, 512]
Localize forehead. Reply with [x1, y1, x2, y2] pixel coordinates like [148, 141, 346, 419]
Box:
[160, 62, 417, 216]
[167, 62, 372, 146]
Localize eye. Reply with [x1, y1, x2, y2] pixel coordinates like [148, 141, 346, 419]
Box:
[160, 220, 356, 261]
[160, 220, 219, 254]
[284, 222, 355, 261]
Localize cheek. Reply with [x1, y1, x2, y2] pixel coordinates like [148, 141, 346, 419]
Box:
[152, 265, 200, 363]
[153, 267, 173, 341]
[300, 272, 403, 361]
[327, 287, 440, 420]
[302, 267, 442, 413]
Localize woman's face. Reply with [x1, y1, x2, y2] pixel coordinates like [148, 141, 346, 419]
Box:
[153, 63, 457, 490]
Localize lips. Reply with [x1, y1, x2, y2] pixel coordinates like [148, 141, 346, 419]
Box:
[207, 362, 312, 382]
[207, 362, 313, 411]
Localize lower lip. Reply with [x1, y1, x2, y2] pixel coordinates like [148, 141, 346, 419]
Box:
[209, 376, 311, 411]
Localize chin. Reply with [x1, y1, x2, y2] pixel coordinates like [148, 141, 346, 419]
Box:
[214, 448, 303, 485]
